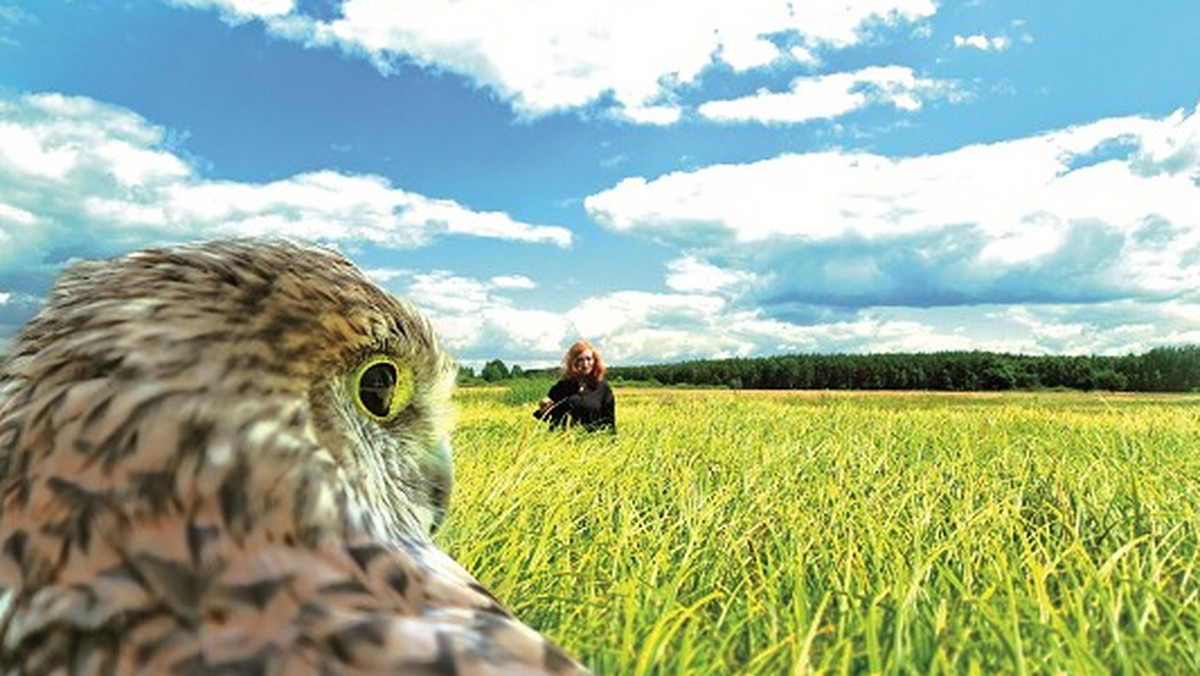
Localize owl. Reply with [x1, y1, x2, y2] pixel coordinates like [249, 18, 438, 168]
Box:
[0, 238, 589, 674]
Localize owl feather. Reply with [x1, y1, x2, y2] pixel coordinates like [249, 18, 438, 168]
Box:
[0, 238, 588, 675]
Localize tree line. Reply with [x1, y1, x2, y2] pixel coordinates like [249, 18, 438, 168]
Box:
[462, 346, 1200, 392]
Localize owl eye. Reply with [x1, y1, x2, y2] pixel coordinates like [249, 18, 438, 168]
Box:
[352, 356, 414, 423]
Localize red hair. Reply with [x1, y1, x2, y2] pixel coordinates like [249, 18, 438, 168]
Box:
[562, 340, 606, 383]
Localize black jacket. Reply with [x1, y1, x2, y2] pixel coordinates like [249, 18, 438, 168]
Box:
[534, 378, 616, 432]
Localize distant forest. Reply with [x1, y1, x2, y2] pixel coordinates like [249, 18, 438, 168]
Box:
[464, 346, 1200, 393]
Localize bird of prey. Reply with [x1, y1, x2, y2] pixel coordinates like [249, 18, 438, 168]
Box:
[0, 238, 588, 675]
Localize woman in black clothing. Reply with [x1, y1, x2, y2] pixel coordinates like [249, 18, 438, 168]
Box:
[534, 340, 616, 432]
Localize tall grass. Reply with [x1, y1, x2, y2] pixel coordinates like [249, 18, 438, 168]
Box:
[439, 388, 1200, 674]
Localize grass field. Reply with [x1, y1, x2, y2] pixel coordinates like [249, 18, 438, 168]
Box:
[438, 385, 1200, 675]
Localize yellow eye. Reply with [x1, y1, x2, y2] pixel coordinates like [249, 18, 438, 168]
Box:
[352, 356, 414, 423]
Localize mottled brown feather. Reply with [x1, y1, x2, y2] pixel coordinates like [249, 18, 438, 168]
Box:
[0, 238, 589, 675]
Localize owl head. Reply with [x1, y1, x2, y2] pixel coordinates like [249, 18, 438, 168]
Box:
[3, 237, 457, 543]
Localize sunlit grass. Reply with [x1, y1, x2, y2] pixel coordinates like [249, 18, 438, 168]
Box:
[438, 388, 1200, 674]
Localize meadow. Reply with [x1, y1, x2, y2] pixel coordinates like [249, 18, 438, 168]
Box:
[438, 384, 1200, 675]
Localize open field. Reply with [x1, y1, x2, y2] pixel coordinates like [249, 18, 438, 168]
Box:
[439, 387, 1200, 675]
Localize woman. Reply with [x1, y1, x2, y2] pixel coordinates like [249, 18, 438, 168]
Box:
[534, 340, 616, 432]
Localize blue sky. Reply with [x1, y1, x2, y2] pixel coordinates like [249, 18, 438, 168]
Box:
[1, 0, 1197, 368]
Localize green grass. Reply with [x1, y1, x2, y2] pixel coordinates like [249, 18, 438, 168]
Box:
[438, 387, 1200, 675]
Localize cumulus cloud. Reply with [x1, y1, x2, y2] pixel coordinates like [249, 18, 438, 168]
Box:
[371, 270, 571, 366]
[367, 264, 841, 366]
[1133, 105, 1200, 178]
[0, 92, 570, 262]
[489, 275, 537, 290]
[386, 277, 1179, 368]
[698, 65, 961, 124]
[167, 0, 293, 21]
[161, 0, 941, 122]
[0, 91, 571, 348]
[586, 105, 1200, 310]
[575, 294, 1200, 365]
[665, 256, 757, 294]
[372, 270, 807, 367]
[551, 290, 909, 363]
[303, 96, 1200, 365]
[953, 33, 1011, 51]
[375, 268, 1197, 368]
[560, 291, 1200, 364]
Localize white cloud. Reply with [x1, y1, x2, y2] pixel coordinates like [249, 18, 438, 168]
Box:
[1133, 105, 1200, 178]
[993, 301, 1200, 355]
[381, 276, 803, 367]
[0, 94, 190, 184]
[789, 46, 822, 68]
[0, 91, 575, 354]
[490, 275, 537, 290]
[363, 267, 407, 284]
[565, 291, 763, 363]
[405, 271, 495, 316]
[0, 92, 571, 272]
[719, 36, 784, 72]
[162, 0, 942, 122]
[371, 267, 813, 367]
[698, 65, 960, 124]
[305, 97, 1197, 365]
[383, 270, 571, 364]
[371, 267, 1198, 368]
[568, 291, 725, 342]
[953, 33, 1012, 51]
[167, 0, 293, 21]
[665, 256, 756, 293]
[586, 104, 1200, 308]
[0, 203, 35, 227]
[550, 290, 1200, 365]
[787, 0, 938, 48]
